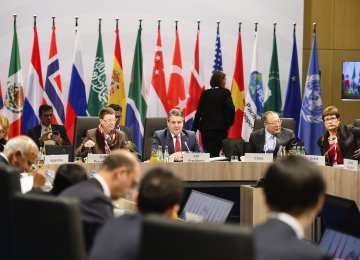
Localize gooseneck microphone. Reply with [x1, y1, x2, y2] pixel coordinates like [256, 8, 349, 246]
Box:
[184, 141, 191, 152]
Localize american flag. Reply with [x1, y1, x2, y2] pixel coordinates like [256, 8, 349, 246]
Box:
[212, 22, 223, 73]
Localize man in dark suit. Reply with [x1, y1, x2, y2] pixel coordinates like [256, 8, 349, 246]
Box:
[60, 150, 139, 252]
[254, 156, 331, 260]
[27, 104, 71, 148]
[248, 111, 296, 154]
[88, 167, 183, 260]
[152, 109, 202, 161]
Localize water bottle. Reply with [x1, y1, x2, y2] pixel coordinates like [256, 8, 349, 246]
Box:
[157, 145, 163, 162]
[277, 145, 285, 158]
[37, 146, 45, 164]
[296, 145, 301, 155]
[150, 148, 158, 163]
[288, 145, 296, 156]
[163, 145, 169, 163]
[300, 146, 306, 156]
[86, 147, 93, 163]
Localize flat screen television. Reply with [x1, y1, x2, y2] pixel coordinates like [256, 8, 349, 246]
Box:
[342, 61, 360, 100]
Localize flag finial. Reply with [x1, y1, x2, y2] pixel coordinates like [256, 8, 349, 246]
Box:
[255, 21, 258, 32]
[75, 16, 78, 27]
[293, 22, 296, 33]
[33, 15, 37, 26]
[217, 21, 220, 33]
[98, 18, 102, 30]
[139, 19, 142, 29]
[197, 20, 200, 30]
[13, 14, 17, 27]
[273, 22, 277, 33]
[238, 21, 242, 32]
[158, 19, 161, 30]
[175, 20, 178, 30]
[52, 16, 55, 26]
[116, 18, 119, 29]
[313, 22, 317, 33]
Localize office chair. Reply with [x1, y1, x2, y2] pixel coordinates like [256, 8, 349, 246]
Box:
[140, 215, 254, 260]
[73, 116, 99, 154]
[354, 119, 360, 148]
[222, 138, 245, 159]
[142, 117, 167, 161]
[11, 193, 86, 260]
[254, 117, 296, 134]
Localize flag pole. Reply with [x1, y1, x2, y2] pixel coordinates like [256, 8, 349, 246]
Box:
[313, 22, 317, 33]
[75, 16, 78, 27]
[158, 19, 161, 30]
[217, 21, 220, 33]
[293, 22, 296, 33]
[98, 17, 102, 31]
[197, 20, 200, 31]
[255, 21, 258, 32]
[238, 21, 242, 32]
[273, 22, 277, 33]
[52, 16, 55, 26]
[139, 19, 142, 30]
[175, 20, 178, 31]
[13, 14, 17, 27]
[33, 15, 37, 26]
[116, 18, 119, 30]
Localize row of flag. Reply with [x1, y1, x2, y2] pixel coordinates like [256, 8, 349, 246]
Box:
[0, 16, 323, 155]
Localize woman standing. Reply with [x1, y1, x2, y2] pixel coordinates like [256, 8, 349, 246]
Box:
[0, 115, 9, 152]
[318, 106, 360, 165]
[192, 71, 235, 157]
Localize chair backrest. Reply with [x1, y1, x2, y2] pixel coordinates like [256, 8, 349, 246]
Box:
[73, 116, 99, 153]
[254, 117, 296, 134]
[143, 117, 167, 161]
[222, 138, 245, 158]
[0, 165, 21, 260]
[12, 193, 86, 260]
[140, 215, 254, 260]
[354, 119, 360, 148]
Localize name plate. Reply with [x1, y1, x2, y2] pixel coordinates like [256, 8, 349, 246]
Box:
[244, 153, 273, 162]
[87, 154, 108, 163]
[44, 154, 68, 164]
[344, 159, 359, 171]
[304, 155, 325, 166]
[183, 153, 210, 162]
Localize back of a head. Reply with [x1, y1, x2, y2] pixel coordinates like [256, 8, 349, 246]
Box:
[138, 168, 183, 214]
[51, 164, 88, 195]
[264, 156, 326, 216]
[3, 136, 37, 157]
[99, 150, 138, 173]
[210, 71, 226, 88]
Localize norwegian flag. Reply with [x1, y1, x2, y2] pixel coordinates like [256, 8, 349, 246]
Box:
[147, 22, 167, 117]
[44, 19, 65, 124]
[212, 22, 223, 73]
[167, 22, 186, 112]
[184, 22, 205, 130]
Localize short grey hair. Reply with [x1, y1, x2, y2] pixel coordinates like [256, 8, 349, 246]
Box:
[167, 109, 184, 121]
[262, 111, 279, 123]
[3, 136, 37, 157]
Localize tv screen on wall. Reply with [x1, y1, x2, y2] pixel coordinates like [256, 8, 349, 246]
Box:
[342, 61, 360, 100]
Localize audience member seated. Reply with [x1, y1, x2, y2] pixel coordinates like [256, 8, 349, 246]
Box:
[50, 163, 89, 196]
[254, 156, 331, 260]
[318, 106, 360, 165]
[60, 150, 140, 252]
[75, 107, 127, 158]
[88, 167, 183, 260]
[0, 115, 9, 152]
[152, 109, 202, 162]
[0, 136, 46, 191]
[247, 111, 296, 155]
[27, 104, 71, 148]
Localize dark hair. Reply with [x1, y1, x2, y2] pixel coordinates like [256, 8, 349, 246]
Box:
[322, 106, 340, 120]
[137, 168, 183, 214]
[98, 107, 115, 119]
[100, 151, 137, 173]
[263, 156, 326, 216]
[51, 164, 88, 195]
[167, 109, 184, 121]
[38, 104, 53, 116]
[108, 104, 122, 112]
[210, 71, 226, 88]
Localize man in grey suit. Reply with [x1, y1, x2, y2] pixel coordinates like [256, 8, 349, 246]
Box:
[254, 156, 331, 260]
[152, 109, 202, 161]
[248, 111, 297, 155]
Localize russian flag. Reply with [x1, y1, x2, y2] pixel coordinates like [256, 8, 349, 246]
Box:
[21, 24, 43, 135]
[65, 25, 86, 143]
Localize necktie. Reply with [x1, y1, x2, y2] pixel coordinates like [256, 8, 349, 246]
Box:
[175, 136, 181, 152]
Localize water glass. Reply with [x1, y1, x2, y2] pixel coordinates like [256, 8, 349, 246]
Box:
[231, 155, 239, 162]
[74, 157, 83, 163]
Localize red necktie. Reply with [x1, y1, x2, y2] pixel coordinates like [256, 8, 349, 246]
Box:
[175, 136, 181, 152]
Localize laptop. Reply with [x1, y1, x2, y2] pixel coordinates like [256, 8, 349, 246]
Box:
[180, 190, 234, 224]
[45, 145, 74, 162]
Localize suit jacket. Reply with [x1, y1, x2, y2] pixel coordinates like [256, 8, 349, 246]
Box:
[75, 128, 127, 157]
[27, 124, 71, 148]
[247, 128, 297, 155]
[254, 218, 331, 260]
[60, 178, 114, 251]
[89, 213, 142, 260]
[192, 87, 235, 132]
[152, 128, 203, 155]
[0, 154, 9, 165]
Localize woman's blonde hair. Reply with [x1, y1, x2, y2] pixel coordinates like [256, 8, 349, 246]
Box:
[0, 115, 9, 140]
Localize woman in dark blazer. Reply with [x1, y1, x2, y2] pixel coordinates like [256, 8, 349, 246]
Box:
[192, 71, 235, 157]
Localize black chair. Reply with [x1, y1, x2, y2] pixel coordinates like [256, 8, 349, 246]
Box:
[0, 165, 21, 260]
[354, 119, 360, 148]
[222, 138, 245, 159]
[140, 215, 254, 260]
[142, 117, 167, 161]
[254, 117, 296, 134]
[12, 193, 86, 260]
[73, 116, 99, 154]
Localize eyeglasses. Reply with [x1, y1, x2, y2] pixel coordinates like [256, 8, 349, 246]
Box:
[324, 116, 338, 122]
[265, 119, 282, 125]
[102, 118, 117, 124]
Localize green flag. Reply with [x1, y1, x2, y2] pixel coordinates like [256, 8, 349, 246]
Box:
[264, 30, 282, 113]
[87, 26, 107, 116]
[125, 25, 148, 154]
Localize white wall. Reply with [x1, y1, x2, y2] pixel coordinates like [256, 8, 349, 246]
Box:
[0, 0, 303, 109]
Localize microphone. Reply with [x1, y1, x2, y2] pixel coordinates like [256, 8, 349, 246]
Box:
[184, 141, 191, 153]
[324, 137, 338, 165]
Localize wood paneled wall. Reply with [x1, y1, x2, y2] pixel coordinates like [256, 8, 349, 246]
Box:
[303, 0, 360, 124]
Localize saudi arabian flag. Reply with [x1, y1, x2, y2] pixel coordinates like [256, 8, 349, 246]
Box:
[87, 25, 107, 116]
[125, 25, 148, 155]
[264, 30, 282, 114]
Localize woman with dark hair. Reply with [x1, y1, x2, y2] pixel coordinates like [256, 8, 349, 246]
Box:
[318, 106, 360, 165]
[51, 164, 89, 195]
[192, 71, 235, 157]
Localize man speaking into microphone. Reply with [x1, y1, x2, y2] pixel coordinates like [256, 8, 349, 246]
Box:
[75, 107, 127, 158]
[152, 109, 202, 162]
[247, 111, 297, 155]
